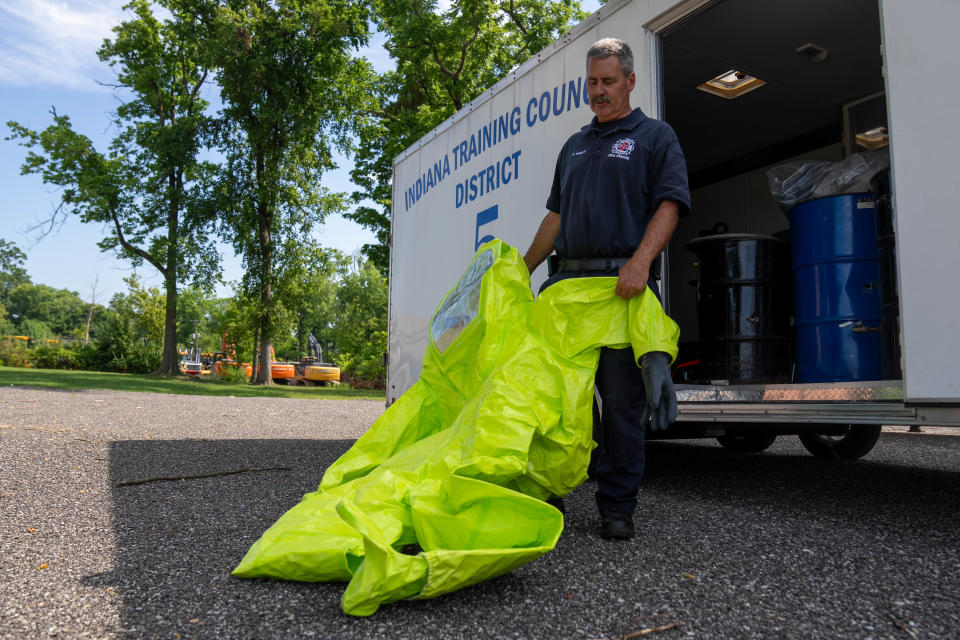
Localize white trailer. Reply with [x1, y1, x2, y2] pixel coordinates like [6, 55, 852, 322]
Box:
[387, 0, 960, 458]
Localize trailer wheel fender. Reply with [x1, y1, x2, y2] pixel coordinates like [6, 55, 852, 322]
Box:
[798, 425, 881, 460]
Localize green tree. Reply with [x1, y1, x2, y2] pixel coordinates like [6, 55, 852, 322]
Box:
[209, 288, 258, 366]
[6, 0, 219, 376]
[109, 275, 167, 349]
[273, 243, 339, 362]
[0, 302, 12, 336]
[176, 285, 224, 352]
[0, 240, 29, 338]
[297, 269, 338, 363]
[348, 0, 588, 271]
[0, 239, 30, 307]
[332, 256, 388, 381]
[5, 283, 87, 337]
[211, 0, 373, 384]
[90, 307, 163, 373]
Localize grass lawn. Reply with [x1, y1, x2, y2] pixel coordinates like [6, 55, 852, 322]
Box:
[0, 366, 385, 400]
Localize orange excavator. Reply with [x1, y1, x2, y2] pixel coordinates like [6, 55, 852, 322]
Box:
[294, 332, 341, 386]
[268, 346, 296, 385]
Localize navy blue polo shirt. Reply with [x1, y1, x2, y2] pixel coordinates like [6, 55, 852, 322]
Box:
[546, 108, 690, 259]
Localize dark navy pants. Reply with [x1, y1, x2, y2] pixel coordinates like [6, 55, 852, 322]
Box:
[540, 269, 657, 517]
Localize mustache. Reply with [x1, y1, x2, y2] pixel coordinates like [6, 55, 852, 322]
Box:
[593, 95, 611, 104]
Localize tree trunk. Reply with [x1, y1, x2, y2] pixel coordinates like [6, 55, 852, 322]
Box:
[297, 312, 304, 361]
[254, 196, 274, 385]
[84, 305, 94, 344]
[155, 177, 181, 377]
[250, 328, 260, 383]
[157, 276, 180, 376]
[258, 336, 273, 384]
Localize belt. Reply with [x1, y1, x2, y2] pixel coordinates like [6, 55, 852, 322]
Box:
[556, 257, 630, 272]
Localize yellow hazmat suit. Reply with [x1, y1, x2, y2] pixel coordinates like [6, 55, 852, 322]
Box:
[233, 240, 679, 615]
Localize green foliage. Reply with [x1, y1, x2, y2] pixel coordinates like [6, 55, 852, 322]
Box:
[5, 283, 87, 336]
[89, 307, 163, 373]
[6, 0, 220, 376]
[206, 291, 256, 365]
[176, 285, 224, 351]
[275, 243, 339, 361]
[348, 0, 588, 271]
[29, 343, 80, 370]
[211, 0, 374, 382]
[0, 337, 30, 367]
[216, 362, 250, 383]
[332, 257, 388, 381]
[18, 319, 54, 343]
[109, 275, 167, 348]
[0, 239, 30, 306]
[0, 275, 163, 372]
[0, 302, 11, 336]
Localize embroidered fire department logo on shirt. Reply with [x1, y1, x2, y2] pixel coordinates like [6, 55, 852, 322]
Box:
[609, 138, 636, 160]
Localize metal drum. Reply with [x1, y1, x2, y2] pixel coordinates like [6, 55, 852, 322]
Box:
[686, 233, 792, 383]
[790, 193, 882, 382]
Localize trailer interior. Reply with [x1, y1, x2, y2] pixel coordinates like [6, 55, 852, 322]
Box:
[652, 0, 953, 455]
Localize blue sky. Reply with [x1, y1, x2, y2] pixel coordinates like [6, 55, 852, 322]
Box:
[1, 0, 597, 302]
[0, 0, 391, 301]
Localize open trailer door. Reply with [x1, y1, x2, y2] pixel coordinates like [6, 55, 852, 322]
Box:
[880, 0, 960, 404]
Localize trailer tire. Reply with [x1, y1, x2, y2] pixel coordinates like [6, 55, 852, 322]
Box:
[716, 434, 777, 452]
[798, 425, 881, 460]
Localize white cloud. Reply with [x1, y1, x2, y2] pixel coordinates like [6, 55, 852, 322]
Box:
[0, 0, 126, 90]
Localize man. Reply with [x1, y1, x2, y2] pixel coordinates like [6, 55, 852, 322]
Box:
[523, 38, 690, 540]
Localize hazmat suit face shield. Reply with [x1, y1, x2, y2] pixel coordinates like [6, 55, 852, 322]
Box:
[422, 242, 533, 403]
[431, 249, 495, 353]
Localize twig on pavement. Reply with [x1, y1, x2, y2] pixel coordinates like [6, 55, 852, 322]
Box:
[116, 466, 291, 487]
[890, 614, 918, 639]
[621, 622, 683, 639]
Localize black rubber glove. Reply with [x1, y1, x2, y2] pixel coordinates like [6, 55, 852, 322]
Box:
[639, 351, 678, 431]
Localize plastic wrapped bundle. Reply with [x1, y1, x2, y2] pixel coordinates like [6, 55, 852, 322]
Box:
[767, 149, 890, 213]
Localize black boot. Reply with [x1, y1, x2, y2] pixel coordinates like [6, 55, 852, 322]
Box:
[599, 511, 634, 540]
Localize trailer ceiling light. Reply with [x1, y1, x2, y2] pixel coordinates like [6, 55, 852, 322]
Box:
[697, 69, 766, 99]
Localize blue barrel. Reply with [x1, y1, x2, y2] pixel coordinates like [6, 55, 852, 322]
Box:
[790, 193, 882, 382]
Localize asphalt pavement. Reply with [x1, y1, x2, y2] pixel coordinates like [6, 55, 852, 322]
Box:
[1, 386, 958, 639]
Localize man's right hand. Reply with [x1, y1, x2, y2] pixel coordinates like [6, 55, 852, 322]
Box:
[639, 351, 677, 431]
[614, 256, 649, 299]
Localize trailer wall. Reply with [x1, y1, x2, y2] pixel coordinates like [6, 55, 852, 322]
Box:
[388, 0, 692, 399]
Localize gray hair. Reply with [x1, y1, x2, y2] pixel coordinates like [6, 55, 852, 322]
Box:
[586, 38, 634, 76]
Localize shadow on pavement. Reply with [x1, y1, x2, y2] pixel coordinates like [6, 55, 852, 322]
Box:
[85, 433, 960, 638]
[86, 437, 387, 638]
[643, 434, 959, 540]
